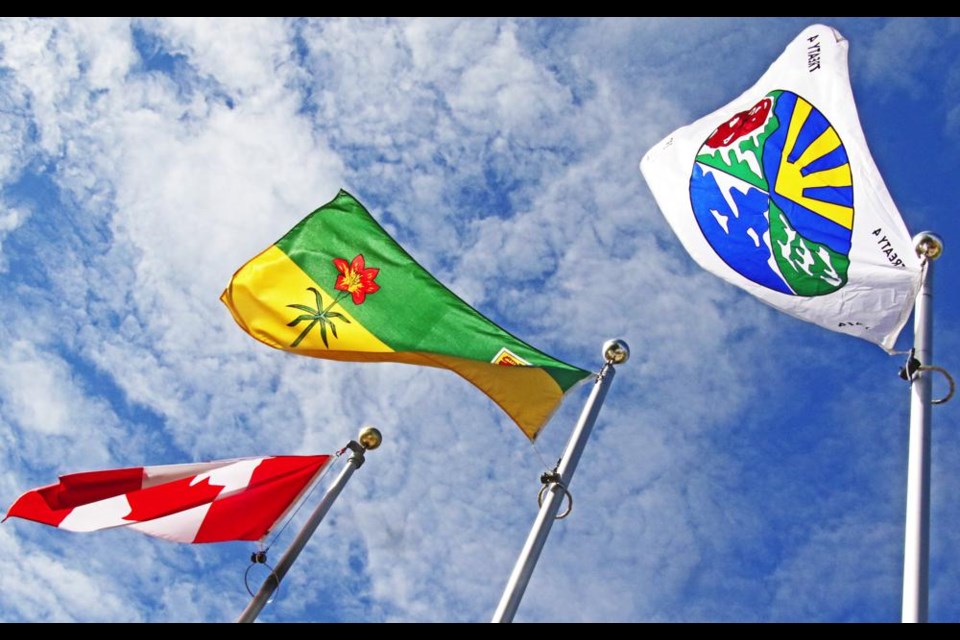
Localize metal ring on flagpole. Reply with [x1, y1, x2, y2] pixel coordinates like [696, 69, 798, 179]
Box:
[538, 482, 573, 519]
[245, 552, 282, 602]
[918, 365, 955, 405]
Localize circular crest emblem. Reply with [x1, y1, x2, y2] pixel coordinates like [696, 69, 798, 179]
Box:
[689, 90, 853, 296]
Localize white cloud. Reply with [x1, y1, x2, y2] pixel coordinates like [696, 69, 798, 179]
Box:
[0, 204, 28, 272]
[769, 518, 902, 621]
[860, 18, 941, 98]
[0, 338, 126, 473]
[0, 526, 139, 621]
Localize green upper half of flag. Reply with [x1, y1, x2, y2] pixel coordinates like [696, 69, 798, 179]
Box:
[274, 190, 589, 392]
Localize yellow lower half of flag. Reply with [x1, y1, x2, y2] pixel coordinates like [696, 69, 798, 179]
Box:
[221, 245, 393, 354]
[426, 353, 570, 440]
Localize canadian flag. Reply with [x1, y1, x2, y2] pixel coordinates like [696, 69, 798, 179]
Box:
[4, 455, 331, 543]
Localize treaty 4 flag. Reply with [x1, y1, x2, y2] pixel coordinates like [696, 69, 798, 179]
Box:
[641, 24, 922, 352]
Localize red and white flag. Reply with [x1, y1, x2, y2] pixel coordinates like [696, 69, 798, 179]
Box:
[4, 455, 331, 543]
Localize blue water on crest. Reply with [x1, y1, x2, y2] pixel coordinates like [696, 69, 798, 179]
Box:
[690, 163, 792, 294]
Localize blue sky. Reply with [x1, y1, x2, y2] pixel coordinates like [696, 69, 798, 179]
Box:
[0, 17, 958, 623]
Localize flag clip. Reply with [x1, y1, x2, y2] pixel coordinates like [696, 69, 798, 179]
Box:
[899, 349, 922, 381]
[538, 468, 573, 520]
[898, 348, 955, 405]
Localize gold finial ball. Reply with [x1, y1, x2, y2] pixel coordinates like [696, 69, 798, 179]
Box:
[358, 426, 382, 450]
[914, 231, 944, 260]
[602, 339, 630, 365]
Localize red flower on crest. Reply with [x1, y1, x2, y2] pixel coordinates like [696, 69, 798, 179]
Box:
[705, 97, 772, 149]
[333, 254, 381, 305]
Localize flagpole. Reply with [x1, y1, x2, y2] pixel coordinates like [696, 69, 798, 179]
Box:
[237, 427, 382, 623]
[491, 339, 629, 623]
[902, 232, 943, 624]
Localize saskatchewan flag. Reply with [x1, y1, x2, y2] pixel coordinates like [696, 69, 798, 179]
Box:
[221, 190, 591, 440]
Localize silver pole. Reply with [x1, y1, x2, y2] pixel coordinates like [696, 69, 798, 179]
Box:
[492, 339, 630, 623]
[237, 427, 382, 623]
[902, 233, 943, 623]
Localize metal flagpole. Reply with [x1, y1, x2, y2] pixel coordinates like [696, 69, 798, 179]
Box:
[491, 339, 629, 623]
[237, 427, 382, 623]
[901, 232, 944, 623]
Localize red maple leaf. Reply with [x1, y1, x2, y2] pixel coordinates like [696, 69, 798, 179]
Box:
[124, 475, 224, 523]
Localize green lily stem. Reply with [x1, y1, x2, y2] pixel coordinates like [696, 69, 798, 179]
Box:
[324, 291, 348, 314]
[287, 289, 352, 349]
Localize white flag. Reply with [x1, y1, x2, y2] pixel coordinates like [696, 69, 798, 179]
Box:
[640, 24, 922, 352]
